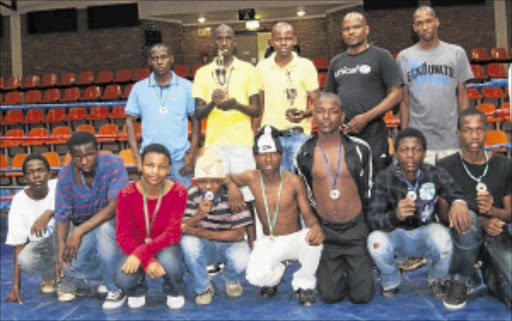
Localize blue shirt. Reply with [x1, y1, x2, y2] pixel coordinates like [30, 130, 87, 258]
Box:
[55, 154, 129, 225]
[126, 71, 195, 161]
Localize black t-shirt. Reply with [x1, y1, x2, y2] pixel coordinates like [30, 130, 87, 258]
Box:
[437, 153, 512, 213]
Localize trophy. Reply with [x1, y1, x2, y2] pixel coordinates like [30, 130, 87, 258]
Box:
[284, 70, 300, 118]
[214, 49, 229, 96]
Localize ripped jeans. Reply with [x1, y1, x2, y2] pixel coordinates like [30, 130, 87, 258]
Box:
[367, 223, 452, 291]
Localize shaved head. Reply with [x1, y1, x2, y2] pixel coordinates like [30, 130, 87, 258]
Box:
[315, 92, 342, 110]
[413, 6, 437, 20]
[342, 12, 367, 26]
[272, 22, 295, 36]
[214, 24, 235, 38]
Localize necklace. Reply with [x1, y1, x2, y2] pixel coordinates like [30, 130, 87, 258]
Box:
[460, 151, 489, 192]
[398, 168, 421, 201]
[318, 138, 342, 199]
[142, 180, 164, 243]
[152, 85, 171, 114]
[259, 171, 284, 241]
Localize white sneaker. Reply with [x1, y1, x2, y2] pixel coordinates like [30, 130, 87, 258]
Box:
[128, 295, 146, 309]
[167, 295, 185, 310]
[97, 283, 108, 295]
[102, 290, 127, 310]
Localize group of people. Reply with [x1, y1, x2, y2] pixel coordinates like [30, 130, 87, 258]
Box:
[5, 5, 511, 314]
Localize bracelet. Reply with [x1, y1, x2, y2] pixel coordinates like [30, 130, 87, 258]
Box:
[453, 199, 467, 205]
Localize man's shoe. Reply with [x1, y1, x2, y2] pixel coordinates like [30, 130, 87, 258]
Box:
[399, 257, 427, 271]
[128, 295, 146, 309]
[41, 280, 56, 293]
[194, 289, 213, 305]
[57, 291, 76, 302]
[102, 290, 127, 310]
[226, 282, 243, 298]
[207, 263, 223, 276]
[260, 285, 279, 298]
[429, 279, 447, 299]
[297, 289, 316, 307]
[167, 295, 185, 310]
[97, 283, 108, 295]
[381, 286, 399, 298]
[443, 280, 467, 310]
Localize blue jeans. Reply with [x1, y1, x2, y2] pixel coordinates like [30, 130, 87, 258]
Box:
[367, 223, 452, 291]
[181, 235, 250, 294]
[17, 234, 56, 281]
[59, 218, 120, 293]
[169, 159, 192, 188]
[279, 133, 309, 173]
[114, 245, 187, 297]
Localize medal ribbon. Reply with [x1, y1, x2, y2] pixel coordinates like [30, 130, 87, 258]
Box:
[152, 86, 171, 111]
[398, 168, 421, 195]
[318, 138, 342, 194]
[460, 151, 489, 183]
[142, 181, 164, 242]
[259, 171, 284, 237]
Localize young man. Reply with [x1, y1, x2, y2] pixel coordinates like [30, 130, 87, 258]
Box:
[366, 127, 471, 301]
[437, 109, 511, 310]
[54, 132, 129, 309]
[115, 144, 188, 310]
[181, 149, 253, 305]
[254, 22, 319, 172]
[5, 154, 57, 304]
[295, 93, 374, 304]
[226, 125, 324, 307]
[396, 6, 473, 165]
[325, 12, 403, 175]
[126, 43, 199, 187]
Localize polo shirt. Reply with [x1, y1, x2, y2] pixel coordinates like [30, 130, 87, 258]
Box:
[55, 153, 129, 225]
[257, 52, 319, 134]
[192, 57, 260, 148]
[126, 71, 194, 161]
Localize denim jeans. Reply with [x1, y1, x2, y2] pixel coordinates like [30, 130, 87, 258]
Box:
[169, 159, 192, 188]
[114, 245, 187, 297]
[279, 133, 309, 173]
[181, 235, 250, 294]
[367, 223, 452, 291]
[17, 234, 56, 281]
[59, 218, 120, 293]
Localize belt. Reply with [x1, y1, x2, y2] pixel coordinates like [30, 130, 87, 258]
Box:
[280, 127, 304, 137]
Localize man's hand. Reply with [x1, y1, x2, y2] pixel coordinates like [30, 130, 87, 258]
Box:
[55, 255, 72, 282]
[145, 261, 165, 279]
[306, 224, 324, 246]
[481, 217, 506, 236]
[198, 199, 213, 214]
[343, 114, 369, 134]
[5, 286, 23, 304]
[285, 109, 306, 123]
[396, 198, 416, 221]
[476, 191, 494, 215]
[121, 255, 141, 274]
[179, 151, 195, 175]
[63, 230, 83, 264]
[30, 210, 52, 237]
[216, 98, 238, 111]
[448, 201, 472, 234]
[227, 185, 245, 213]
[212, 89, 227, 106]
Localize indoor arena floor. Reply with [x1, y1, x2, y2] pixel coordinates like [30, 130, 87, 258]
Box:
[1, 214, 510, 321]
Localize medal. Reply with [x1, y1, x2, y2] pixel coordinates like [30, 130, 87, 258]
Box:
[476, 182, 487, 193]
[142, 180, 164, 245]
[330, 189, 340, 200]
[152, 85, 171, 116]
[407, 190, 417, 201]
[204, 190, 214, 201]
[145, 237, 151, 244]
[260, 171, 284, 240]
[160, 107, 168, 114]
[318, 137, 343, 202]
[268, 235, 275, 242]
[460, 151, 489, 195]
[398, 164, 420, 203]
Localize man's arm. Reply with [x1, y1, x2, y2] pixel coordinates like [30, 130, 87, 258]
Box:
[195, 98, 216, 120]
[399, 88, 409, 129]
[55, 220, 70, 282]
[5, 245, 25, 304]
[294, 175, 324, 246]
[180, 114, 200, 175]
[126, 115, 141, 172]
[457, 82, 470, 111]
[251, 91, 265, 134]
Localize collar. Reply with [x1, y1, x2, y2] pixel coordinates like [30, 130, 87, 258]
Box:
[393, 160, 426, 181]
[269, 51, 298, 69]
[148, 71, 179, 87]
[210, 56, 241, 70]
[70, 153, 105, 185]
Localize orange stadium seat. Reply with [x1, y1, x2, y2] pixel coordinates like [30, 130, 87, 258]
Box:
[487, 63, 507, 78]
[174, 65, 189, 78]
[86, 106, 109, 120]
[120, 84, 133, 99]
[96, 70, 114, 85]
[119, 149, 135, 166]
[6, 153, 28, 178]
[20, 75, 40, 89]
[43, 151, 61, 168]
[470, 48, 492, 63]
[114, 69, 132, 83]
[22, 127, 48, 147]
[75, 71, 95, 86]
[81, 86, 102, 101]
[23, 90, 42, 104]
[466, 88, 482, 102]
[109, 105, 126, 120]
[48, 126, 72, 145]
[0, 129, 24, 148]
[41, 88, 61, 103]
[61, 87, 81, 102]
[481, 87, 507, 103]
[3, 76, 20, 90]
[491, 47, 512, 62]
[66, 107, 87, 122]
[39, 73, 58, 88]
[133, 68, 150, 81]
[0, 154, 7, 168]
[58, 72, 76, 87]
[477, 103, 502, 125]
[101, 84, 121, 100]
[470, 65, 487, 80]
[118, 123, 141, 142]
[485, 129, 510, 154]
[3, 109, 24, 124]
[76, 124, 95, 134]
[5, 91, 22, 105]
[24, 109, 45, 124]
[46, 108, 66, 123]
[97, 123, 119, 144]
[312, 56, 329, 70]
[64, 153, 72, 165]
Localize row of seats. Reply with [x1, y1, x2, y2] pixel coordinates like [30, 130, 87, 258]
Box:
[0, 84, 132, 105]
[470, 63, 509, 80]
[470, 47, 512, 64]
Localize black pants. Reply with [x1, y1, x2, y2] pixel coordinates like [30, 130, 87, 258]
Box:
[355, 120, 390, 177]
[317, 214, 375, 304]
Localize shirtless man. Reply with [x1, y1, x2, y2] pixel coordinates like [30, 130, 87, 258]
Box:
[295, 92, 375, 304]
[225, 125, 324, 307]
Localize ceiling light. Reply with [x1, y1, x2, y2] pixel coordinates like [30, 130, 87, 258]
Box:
[297, 10, 306, 16]
[197, 16, 206, 23]
[245, 20, 260, 30]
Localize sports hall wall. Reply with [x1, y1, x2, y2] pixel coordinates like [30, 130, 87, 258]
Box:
[0, 0, 510, 78]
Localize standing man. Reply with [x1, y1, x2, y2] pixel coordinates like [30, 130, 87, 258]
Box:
[295, 93, 375, 304]
[126, 43, 199, 187]
[396, 6, 473, 165]
[437, 109, 511, 310]
[192, 24, 261, 235]
[325, 12, 403, 175]
[54, 132, 129, 309]
[254, 22, 320, 172]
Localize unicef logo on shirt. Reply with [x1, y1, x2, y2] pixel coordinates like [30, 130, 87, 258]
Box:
[358, 65, 371, 74]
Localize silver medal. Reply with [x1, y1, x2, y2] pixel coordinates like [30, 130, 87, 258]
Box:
[407, 190, 417, 201]
[330, 189, 340, 200]
[205, 191, 214, 201]
[160, 107, 168, 114]
[145, 237, 151, 244]
[476, 182, 487, 193]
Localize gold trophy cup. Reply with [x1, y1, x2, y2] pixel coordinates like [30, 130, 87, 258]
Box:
[214, 49, 229, 97]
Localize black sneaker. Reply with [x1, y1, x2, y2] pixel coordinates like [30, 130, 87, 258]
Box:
[297, 289, 316, 307]
[102, 290, 127, 310]
[381, 286, 399, 298]
[443, 280, 467, 310]
[429, 279, 447, 298]
[260, 285, 279, 298]
[207, 263, 223, 276]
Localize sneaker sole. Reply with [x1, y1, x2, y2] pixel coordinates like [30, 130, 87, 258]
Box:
[102, 297, 127, 310]
[58, 293, 76, 302]
[443, 300, 467, 310]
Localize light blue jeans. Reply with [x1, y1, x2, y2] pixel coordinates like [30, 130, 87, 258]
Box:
[367, 223, 452, 291]
[181, 235, 250, 294]
[114, 245, 187, 297]
[59, 218, 120, 293]
[169, 159, 192, 188]
[279, 133, 309, 173]
[17, 234, 56, 281]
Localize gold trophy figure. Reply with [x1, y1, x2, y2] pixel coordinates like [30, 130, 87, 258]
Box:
[214, 49, 229, 97]
[284, 70, 300, 118]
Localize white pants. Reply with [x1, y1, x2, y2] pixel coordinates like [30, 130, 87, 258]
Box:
[246, 229, 323, 291]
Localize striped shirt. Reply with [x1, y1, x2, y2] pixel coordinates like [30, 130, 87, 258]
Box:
[185, 186, 252, 230]
[55, 153, 129, 225]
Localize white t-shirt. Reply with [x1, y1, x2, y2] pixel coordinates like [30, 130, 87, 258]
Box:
[5, 179, 57, 245]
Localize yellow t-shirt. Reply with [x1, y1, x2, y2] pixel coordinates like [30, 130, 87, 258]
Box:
[192, 57, 261, 147]
[256, 52, 319, 135]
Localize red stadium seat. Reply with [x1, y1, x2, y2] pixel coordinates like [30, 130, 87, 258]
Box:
[96, 70, 114, 84]
[133, 68, 150, 81]
[0, 77, 4, 89]
[0, 154, 7, 168]
[487, 63, 507, 78]
[3, 109, 24, 124]
[58, 72, 76, 87]
[466, 88, 482, 101]
[97, 123, 119, 143]
[3, 76, 20, 90]
[22, 127, 48, 147]
[76, 124, 96, 134]
[0, 129, 24, 148]
[20, 75, 40, 89]
[5, 91, 22, 105]
[24, 109, 45, 124]
[101, 84, 121, 100]
[61, 87, 81, 102]
[470, 65, 487, 80]
[109, 105, 126, 120]
[481, 87, 507, 100]
[318, 72, 327, 89]
[86, 106, 109, 120]
[48, 126, 72, 145]
[22, 90, 42, 104]
[46, 108, 66, 123]
[75, 71, 95, 86]
[41, 89, 61, 103]
[470, 48, 492, 63]
[39, 73, 58, 88]
[312, 56, 329, 70]
[174, 65, 189, 78]
[491, 48, 512, 62]
[114, 69, 132, 83]
[120, 84, 133, 99]
[66, 107, 87, 122]
[81, 86, 102, 101]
